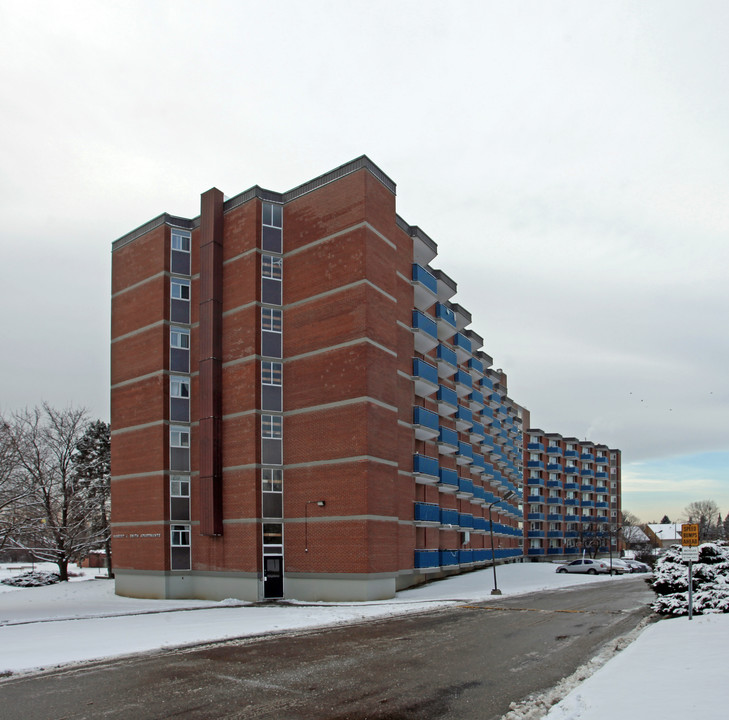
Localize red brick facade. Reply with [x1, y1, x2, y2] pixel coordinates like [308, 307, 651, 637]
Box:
[111, 157, 525, 601]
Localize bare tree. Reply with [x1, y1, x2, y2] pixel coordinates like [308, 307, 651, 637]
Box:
[0, 416, 32, 553]
[5, 405, 104, 580]
[684, 500, 721, 542]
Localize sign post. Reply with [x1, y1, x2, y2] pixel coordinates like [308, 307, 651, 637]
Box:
[681, 523, 700, 621]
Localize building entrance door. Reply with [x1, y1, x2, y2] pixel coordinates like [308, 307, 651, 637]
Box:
[263, 555, 283, 599]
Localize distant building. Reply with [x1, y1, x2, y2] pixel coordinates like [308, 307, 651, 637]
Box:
[524, 427, 622, 558]
[110, 157, 524, 603]
[645, 523, 683, 549]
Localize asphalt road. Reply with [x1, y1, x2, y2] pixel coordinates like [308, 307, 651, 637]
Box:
[0, 576, 655, 720]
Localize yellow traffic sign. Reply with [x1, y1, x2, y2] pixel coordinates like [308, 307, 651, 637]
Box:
[681, 523, 699, 546]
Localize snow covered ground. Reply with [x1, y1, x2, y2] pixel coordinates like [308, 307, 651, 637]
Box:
[1, 562, 726, 719]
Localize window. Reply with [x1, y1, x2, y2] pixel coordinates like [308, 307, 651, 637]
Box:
[262, 308, 282, 333]
[263, 522, 283, 552]
[171, 230, 191, 275]
[262, 255, 282, 305]
[262, 203, 283, 228]
[171, 231, 191, 253]
[262, 414, 282, 439]
[170, 377, 190, 422]
[262, 361, 282, 386]
[170, 376, 190, 399]
[171, 327, 190, 349]
[171, 279, 190, 300]
[262, 202, 283, 253]
[171, 524, 190, 547]
[170, 426, 190, 447]
[262, 255, 282, 280]
[262, 468, 283, 492]
[171, 279, 191, 323]
[170, 475, 190, 521]
[171, 476, 190, 497]
[262, 469, 283, 518]
[170, 326, 190, 373]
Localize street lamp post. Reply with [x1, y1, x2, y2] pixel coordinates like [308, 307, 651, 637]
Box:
[304, 500, 326, 553]
[488, 490, 517, 595]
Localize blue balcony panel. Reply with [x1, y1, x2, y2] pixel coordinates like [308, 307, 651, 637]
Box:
[454, 369, 473, 397]
[564, 466, 579, 475]
[413, 455, 439, 487]
[527, 460, 545, 469]
[547, 497, 563, 505]
[527, 512, 545, 521]
[414, 502, 441, 525]
[595, 485, 608, 494]
[546, 446, 562, 456]
[469, 390, 484, 413]
[413, 405, 439, 441]
[527, 476, 545, 487]
[453, 332, 472, 363]
[414, 549, 440, 569]
[412, 357, 438, 397]
[547, 531, 562, 538]
[580, 484, 595, 492]
[440, 508, 459, 526]
[435, 302, 457, 341]
[467, 357, 484, 377]
[456, 441, 474, 465]
[581, 469, 594, 478]
[546, 462, 563, 472]
[564, 450, 579, 459]
[458, 513, 474, 530]
[527, 442, 544, 452]
[437, 385, 458, 416]
[412, 264, 437, 310]
[564, 482, 579, 490]
[547, 479, 562, 488]
[564, 498, 579, 506]
[412, 310, 439, 354]
[456, 477, 474, 499]
[435, 343, 457, 379]
[595, 456, 609, 465]
[439, 550, 459, 567]
[528, 548, 546, 556]
[472, 516, 488, 533]
[580, 453, 594, 463]
[470, 421, 485, 444]
[437, 426, 459, 454]
[438, 467, 459, 494]
[547, 513, 563, 521]
[565, 547, 579, 554]
[458, 549, 474, 565]
[454, 404, 473, 430]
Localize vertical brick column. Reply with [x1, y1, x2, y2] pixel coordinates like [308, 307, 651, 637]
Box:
[199, 188, 224, 535]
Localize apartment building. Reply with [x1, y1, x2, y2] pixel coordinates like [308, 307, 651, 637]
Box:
[110, 156, 524, 602]
[524, 429, 622, 557]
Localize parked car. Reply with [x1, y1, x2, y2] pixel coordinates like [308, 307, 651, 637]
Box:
[603, 558, 632, 575]
[620, 558, 651, 573]
[555, 559, 611, 575]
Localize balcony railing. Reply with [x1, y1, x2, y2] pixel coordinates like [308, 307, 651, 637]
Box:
[437, 385, 458, 416]
[435, 303, 457, 340]
[412, 310, 438, 354]
[412, 358, 438, 397]
[454, 369, 473, 397]
[414, 549, 439, 568]
[436, 343, 457, 378]
[455, 404, 473, 431]
[456, 477, 474, 498]
[437, 426, 459, 454]
[456, 441, 474, 465]
[453, 332, 472, 363]
[440, 507, 459, 526]
[412, 264, 437, 311]
[414, 502, 440, 525]
[438, 467, 459, 493]
[413, 454, 439, 485]
[413, 405, 439, 441]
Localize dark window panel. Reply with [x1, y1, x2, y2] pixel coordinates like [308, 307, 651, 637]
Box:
[261, 385, 282, 412]
[171, 251, 191, 276]
[170, 348, 190, 373]
[262, 226, 282, 253]
[171, 496, 190, 521]
[170, 447, 190, 472]
[171, 547, 191, 570]
[261, 331, 282, 359]
[262, 278, 282, 305]
[170, 397, 190, 423]
[171, 299, 190, 324]
[262, 493, 283, 518]
[262, 438, 282, 465]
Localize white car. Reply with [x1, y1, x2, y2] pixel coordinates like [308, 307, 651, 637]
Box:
[556, 559, 611, 575]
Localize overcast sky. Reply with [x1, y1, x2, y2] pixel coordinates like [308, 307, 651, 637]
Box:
[1, 1, 727, 523]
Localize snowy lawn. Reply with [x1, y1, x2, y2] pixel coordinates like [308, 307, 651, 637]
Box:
[1, 561, 723, 720]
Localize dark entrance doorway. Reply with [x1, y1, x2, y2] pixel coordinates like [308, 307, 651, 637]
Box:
[263, 555, 283, 598]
